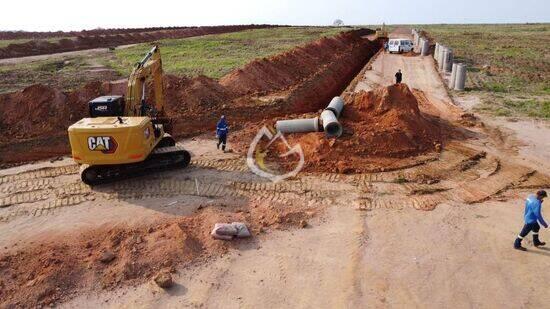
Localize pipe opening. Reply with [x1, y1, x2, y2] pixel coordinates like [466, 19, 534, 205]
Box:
[325, 122, 343, 137]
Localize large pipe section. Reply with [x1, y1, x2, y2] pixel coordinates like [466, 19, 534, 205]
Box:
[275, 96, 345, 137]
[443, 49, 453, 72]
[276, 117, 320, 133]
[320, 110, 343, 138]
[325, 96, 344, 118]
[449, 63, 458, 89]
[438, 46, 447, 71]
[454, 63, 467, 91]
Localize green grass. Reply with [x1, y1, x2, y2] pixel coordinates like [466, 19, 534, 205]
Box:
[0, 27, 351, 93]
[415, 23, 550, 118]
[106, 26, 351, 79]
[0, 56, 115, 93]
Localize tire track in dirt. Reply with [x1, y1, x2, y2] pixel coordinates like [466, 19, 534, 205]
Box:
[0, 144, 548, 222]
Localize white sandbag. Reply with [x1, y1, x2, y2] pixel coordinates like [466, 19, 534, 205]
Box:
[211, 232, 233, 240]
[212, 223, 238, 236]
[231, 222, 251, 238]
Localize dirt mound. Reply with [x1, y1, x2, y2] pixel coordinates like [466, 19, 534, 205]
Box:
[220, 30, 377, 97]
[0, 25, 277, 59]
[0, 200, 315, 307]
[0, 83, 102, 144]
[163, 75, 235, 115]
[284, 84, 443, 173]
[0, 27, 190, 40]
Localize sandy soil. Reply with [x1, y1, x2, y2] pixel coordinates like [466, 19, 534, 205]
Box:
[1, 28, 549, 308]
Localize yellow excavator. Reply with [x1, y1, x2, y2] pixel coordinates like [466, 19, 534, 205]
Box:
[68, 45, 190, 185]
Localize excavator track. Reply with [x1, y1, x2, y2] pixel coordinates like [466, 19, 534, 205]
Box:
[79, 144, 191, 185]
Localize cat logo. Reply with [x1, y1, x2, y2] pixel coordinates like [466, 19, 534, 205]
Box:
[87, 136, 118, 154]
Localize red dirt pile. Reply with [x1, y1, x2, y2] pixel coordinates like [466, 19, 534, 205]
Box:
[0, 82, 102, 144]
[0, 27, 191, 40]
[285, 84, 443, 173]
[0, 25, 277, 59]
[0, 200, 316, 307]
[220, 30, 379, 97]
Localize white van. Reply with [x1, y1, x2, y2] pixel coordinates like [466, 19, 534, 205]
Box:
[388, 39, 413, 53]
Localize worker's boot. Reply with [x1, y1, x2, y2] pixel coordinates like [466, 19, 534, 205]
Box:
[222, 144, 226, 152]
[514, 237, 527, 251]
[533, 234, 546, 247]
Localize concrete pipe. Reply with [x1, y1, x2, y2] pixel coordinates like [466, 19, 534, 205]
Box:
[320, 110, 343, 138]
[449, 63, 458, 89]
[326, 96, 345, 118]
[421, 39, 430, 56]
[438, 47, 447, 71]
[443, 49, 453, 72]
[276, 117, 320, 133]
[454, 63, 467, 91]
[440, 46, 447, 65]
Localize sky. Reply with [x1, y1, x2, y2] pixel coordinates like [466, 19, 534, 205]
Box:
[0, 0, 548, 31]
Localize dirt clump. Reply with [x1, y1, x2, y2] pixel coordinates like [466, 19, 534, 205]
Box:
[154, 272, 174, 289]
[283, 84, 444, 173]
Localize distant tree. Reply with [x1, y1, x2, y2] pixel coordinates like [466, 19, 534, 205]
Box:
[333, 19, 344, 26]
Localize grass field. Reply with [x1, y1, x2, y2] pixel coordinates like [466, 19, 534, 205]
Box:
[419, 23, 550, 118]
[0, 27, 349, 93]
[0, 37, 73, 48]
[105, 26, 350, 78]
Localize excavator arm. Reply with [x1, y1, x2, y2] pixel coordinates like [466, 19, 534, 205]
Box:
[126, 45, 166, 117]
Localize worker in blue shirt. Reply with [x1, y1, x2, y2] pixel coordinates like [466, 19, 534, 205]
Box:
[216, 115, 229, 152]
[514, 190, 547, 251]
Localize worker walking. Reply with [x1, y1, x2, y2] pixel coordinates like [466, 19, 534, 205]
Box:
[216, 115, 229, 152]
[514, 190, 548, 251]
[395, 69, 402, 84]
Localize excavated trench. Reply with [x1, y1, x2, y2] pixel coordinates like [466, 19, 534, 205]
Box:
[0, 29, 381, 166]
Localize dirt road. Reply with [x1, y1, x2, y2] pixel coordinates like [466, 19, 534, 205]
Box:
[1, 28, 549, 308]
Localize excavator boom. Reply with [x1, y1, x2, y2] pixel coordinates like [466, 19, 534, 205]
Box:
[126, 46, 166, 117]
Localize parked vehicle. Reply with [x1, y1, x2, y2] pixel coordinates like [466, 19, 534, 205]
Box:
[388, 39, 413, 53]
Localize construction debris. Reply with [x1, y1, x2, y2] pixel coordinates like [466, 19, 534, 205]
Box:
[211, 222, 251, 240]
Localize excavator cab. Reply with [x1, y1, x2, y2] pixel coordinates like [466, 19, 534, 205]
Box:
[88, 96, 125, 117]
